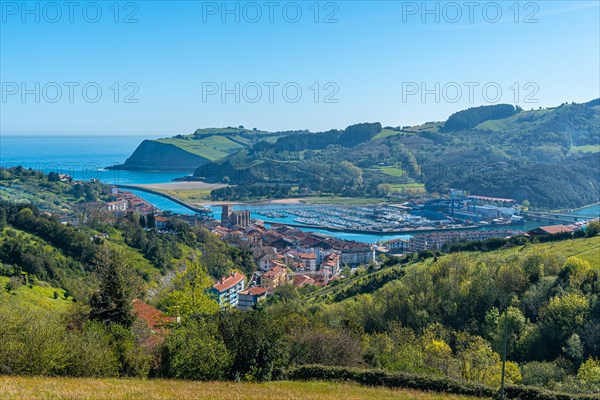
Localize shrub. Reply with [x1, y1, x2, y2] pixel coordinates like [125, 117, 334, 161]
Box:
[521, 361, 566, 387]
[286, 365, 599, 400]
[160, 318, 231, 380]
[65, 321, 120, 377]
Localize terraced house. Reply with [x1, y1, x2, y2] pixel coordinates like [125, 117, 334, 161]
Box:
[211, 272, 246, 308]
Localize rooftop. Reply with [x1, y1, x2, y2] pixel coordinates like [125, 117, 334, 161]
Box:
[213, 272, 245, 292]
[240, 287, 268, 296]
[534, 225, 574, 235]
[299, 252, 317, 259]
[263, 266, 287, 278]
[132, 299, 175, 331]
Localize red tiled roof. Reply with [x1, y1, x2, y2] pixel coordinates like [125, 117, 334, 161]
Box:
[154, 216, 168, 222]
[535, 225, 573, 234]
[213, 272, 245, 292]
[132, 299, 174, 330]
[299, 252, 317, 259]
[263, 266, 287, 278]
[240, 287, 268, 296]
[293, 275, 315, 287]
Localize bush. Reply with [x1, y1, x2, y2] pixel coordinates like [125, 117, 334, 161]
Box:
[160, 318, 231, 380]
[65, 321, 120, 377]
[0, 296, 68, 375]
[286, 365, 600, 400]
[286, 365, 494, 398]
[521, 361, 566, 387]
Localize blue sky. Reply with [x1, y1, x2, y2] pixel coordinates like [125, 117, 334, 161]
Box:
[1, 0, 599, 135]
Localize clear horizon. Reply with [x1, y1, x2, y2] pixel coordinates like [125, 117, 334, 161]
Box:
[1, 0, 599, 135]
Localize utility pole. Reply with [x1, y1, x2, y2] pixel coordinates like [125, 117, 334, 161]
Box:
[500, 307, 509, 400]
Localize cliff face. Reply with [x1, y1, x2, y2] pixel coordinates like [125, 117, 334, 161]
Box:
[112, 140, 209, 170]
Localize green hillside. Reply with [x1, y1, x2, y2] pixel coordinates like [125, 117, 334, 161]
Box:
[306, 235, 600, 305]
[110, 127, 298, 171]
[1, 169, 599, 396]
[0, 276, 72, 312]
[0, 168, 258, 305]
[195, 100, 600, 208]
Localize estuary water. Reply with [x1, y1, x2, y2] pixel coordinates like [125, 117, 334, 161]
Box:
[1, 135, 598, 244]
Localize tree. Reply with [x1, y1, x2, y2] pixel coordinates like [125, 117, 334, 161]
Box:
[483, 307, 526, 359]
[89, 250, 136, 327]
[454, 334, 500, 384]
[585, 220, 600, 237]
[577, 357, 600, 389]
[161, 317, 231, 380]
[563, 333, 584, 363]
[271, 284, 299, 303]
[65, 321, 120, 377]
[0, 207, 6, 228]
[424, 339, 452, 375]
[165, 259, 219, 320]
[219, 310, 289, 381]
[562, 257, 594, 288]
[540, 293, 589, 348]
[376, 183, 393, 197]
[47, 172, 60, 182]
[146, 213, 156, 229]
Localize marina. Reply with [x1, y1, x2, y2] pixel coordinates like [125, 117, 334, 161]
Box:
[254, 205, 466, 232]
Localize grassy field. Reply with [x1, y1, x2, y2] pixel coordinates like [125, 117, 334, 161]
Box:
[374, 166, 406, 177]
[372, 129, 409, 140]
[0, 376, 487, 400]
[391, 183, 427, 193]
[155, 188, 213, 203]
[0, 277, 72, 312]
[156, 138, 229, 160]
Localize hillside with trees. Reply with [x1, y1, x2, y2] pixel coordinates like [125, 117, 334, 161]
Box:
[1, 178, 599, 397]
[192, 100, 600, 208]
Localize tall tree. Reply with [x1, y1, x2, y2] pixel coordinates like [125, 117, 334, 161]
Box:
[166, 258, 219, 320]
[89, 249, 136, 327]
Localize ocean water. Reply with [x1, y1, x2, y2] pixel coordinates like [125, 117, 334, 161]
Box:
[0, 135, 190, 184]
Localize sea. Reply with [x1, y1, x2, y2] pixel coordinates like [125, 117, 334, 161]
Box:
[0, 135, 188, 184]
[2, 135, 599, 244]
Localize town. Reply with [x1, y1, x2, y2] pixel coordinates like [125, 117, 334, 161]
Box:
[86, 184, 596, 311]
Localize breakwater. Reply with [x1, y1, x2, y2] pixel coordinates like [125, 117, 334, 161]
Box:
[115, 184, 211, 214]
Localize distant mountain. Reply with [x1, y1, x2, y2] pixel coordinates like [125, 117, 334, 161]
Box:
[194, 100, 600, 208]
[114, 100, 600, 208]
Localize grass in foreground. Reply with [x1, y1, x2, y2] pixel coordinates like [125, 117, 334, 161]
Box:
[0, 377, 488, 400]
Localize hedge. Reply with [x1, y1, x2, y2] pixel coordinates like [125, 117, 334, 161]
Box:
[286, 365, 600, 400]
